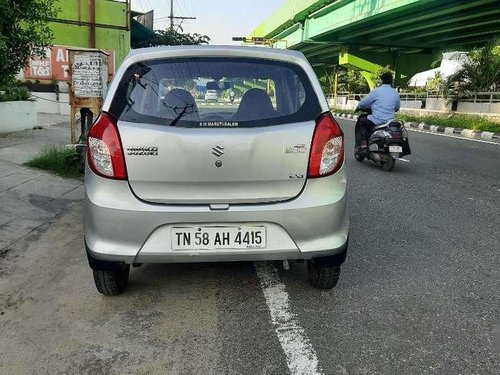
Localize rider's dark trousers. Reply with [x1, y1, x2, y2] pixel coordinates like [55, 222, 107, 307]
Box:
[355, 116, 376, 148]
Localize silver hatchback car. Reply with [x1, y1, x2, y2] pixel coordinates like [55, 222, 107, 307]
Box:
[84, 46, 349, 295]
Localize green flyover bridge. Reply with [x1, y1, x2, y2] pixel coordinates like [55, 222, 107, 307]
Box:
[249, 0, 500, 87]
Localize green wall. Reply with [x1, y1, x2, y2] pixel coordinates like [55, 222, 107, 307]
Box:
[50, 0, 130, 67]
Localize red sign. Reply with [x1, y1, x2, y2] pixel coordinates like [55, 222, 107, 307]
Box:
[25, 46, 115, 81]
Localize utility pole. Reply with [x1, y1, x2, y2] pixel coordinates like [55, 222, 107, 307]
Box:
[169, 0, 196, 31]
[89, 0, 96, 48]
[170, 0, 174, 30]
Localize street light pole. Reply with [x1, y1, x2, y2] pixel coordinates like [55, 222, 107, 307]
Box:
[334, 71, 338, 108]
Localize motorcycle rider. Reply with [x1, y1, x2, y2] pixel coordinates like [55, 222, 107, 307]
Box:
[355, 72, 400, 150]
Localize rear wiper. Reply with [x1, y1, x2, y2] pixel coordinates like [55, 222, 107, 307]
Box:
[167, 104, 195, 127]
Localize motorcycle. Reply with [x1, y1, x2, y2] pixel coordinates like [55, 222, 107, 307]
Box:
[354, 107, 411, 171]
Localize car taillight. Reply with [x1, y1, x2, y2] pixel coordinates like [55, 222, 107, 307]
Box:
[87, 112, 127, 179]
[308, 112, 344, 178]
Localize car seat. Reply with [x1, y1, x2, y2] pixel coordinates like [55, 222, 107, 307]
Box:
[161, 88, 200, 121]
[233, 88, 275, 121]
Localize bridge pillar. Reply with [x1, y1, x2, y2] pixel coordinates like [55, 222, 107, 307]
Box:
[393, 53, 435, 87]
[339, 51, 385, 90]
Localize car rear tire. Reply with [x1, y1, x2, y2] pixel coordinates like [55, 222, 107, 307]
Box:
[381, 157, 395, 171]
[93, 265, 130, 295]
[307, 260, 341, 289]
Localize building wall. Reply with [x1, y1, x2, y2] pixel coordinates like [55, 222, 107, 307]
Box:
[26, 1, 131, 115]
[50, 0, 130, 67]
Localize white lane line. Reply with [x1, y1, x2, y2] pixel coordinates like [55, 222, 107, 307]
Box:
[335, 116, 500, 146]
[255, 262, 322, 375]
[399, 158, 411, 163]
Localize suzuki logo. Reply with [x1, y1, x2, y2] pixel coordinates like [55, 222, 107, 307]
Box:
[212, 145, 224, 157]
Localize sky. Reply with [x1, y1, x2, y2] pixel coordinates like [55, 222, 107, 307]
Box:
[130, 0, 285, 45]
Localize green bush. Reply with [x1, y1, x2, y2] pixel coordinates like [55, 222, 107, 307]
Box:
[0, 85, 32, 102]
[26, 147, 83, 178]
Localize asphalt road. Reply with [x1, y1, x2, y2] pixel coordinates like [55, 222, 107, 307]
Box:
[1, 119, 499, 374]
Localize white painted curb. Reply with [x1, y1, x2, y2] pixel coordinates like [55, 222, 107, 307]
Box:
[444, 127, 455, 135]
[418, 122, 426, 130]
[430, 125, 439, 133]
[480, 132, 494, 140]
[461, 129, 477, 138]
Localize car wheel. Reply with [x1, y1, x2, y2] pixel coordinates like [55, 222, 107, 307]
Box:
[92, 265, 130, 295]
[307, 260, 341, 289]
[381, 157, 395, 171]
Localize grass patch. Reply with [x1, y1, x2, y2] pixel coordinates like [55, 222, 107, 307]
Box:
[332, 108, 500, 132]
[26, 146, 83, 178]
[397, 113, 500, 133]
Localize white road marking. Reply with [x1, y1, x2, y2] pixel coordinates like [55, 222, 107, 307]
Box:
[398, 158, 411, 163]
[255, 262, 322, 375]
[335, 116, 500, 146]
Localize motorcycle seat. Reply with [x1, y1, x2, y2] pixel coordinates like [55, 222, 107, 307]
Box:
[373, 120, 403, 131]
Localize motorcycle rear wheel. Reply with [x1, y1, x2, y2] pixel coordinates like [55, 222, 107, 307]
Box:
[354, 152, 364, 162]
[381, 157, 395, 171]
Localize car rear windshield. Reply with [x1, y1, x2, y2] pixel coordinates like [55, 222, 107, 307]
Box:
[109, 57, 322, 128]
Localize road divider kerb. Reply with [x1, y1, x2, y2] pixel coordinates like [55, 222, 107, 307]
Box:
[480, 132, 494, 140]
[332, 111, 500, 144]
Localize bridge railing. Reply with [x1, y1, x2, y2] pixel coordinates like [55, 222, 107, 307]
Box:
[327, 91, 500, 115]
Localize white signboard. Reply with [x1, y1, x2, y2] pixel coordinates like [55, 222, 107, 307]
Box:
[72, 52, 106, 98]
[28, 47, 52, 79]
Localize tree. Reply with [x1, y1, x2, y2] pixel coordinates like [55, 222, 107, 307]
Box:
[132, 28, 210, 49]
[370, 65, 393, 87]
[318, 67, 370, 95]
[345, 69, 370, 93]
[319, 70, 336, 95]
[442, 41, 500, 98]
[426, 71, 443, 93]
[0, 0, 57, 87]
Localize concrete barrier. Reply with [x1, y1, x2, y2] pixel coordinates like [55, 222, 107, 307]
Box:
[33, 93, 70, 115]
[461, 129, 478, 138]
[425, 98, 451, 111]
[457, 102, 500, 114]
[400, 100, 422, 109]
[480, 132, 494, 140]
[0, 101, 37, 133]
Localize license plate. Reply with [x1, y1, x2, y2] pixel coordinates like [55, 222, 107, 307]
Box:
[171, 226, 267, 250]
[389, 145, 403, 153]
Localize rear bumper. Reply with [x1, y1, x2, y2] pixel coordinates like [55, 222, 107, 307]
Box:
[86, 239, 349, 269]
[84, 165, 349, 264]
